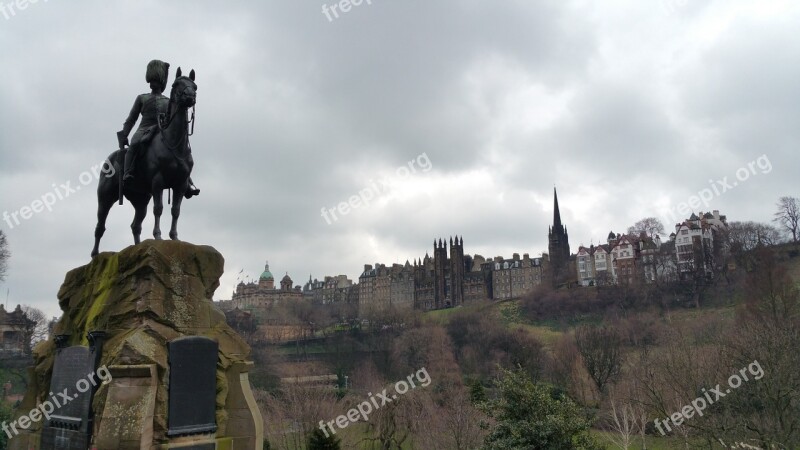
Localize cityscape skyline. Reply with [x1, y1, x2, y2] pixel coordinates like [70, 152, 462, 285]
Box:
[224, 191, 730, 307]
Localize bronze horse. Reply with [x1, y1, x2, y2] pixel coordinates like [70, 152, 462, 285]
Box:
[91, 68, 198, 257]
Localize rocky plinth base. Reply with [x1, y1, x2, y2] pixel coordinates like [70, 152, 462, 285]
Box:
[10, 240, 263, 450]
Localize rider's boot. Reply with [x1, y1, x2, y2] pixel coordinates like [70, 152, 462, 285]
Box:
[123, 146, 137, 186]
[185, 177, 200, 199]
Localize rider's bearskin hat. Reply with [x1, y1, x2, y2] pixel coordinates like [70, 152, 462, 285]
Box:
[145, 60, 170, 93]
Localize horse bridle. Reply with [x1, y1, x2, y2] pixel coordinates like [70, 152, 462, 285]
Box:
[158, 79, 196, 152]
[158, 79, 196, 136]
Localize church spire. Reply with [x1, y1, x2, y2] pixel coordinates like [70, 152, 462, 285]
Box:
[553, 187, 563, 230]
[548, 186, 571, 287]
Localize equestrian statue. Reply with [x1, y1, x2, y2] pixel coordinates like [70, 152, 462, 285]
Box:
[91, 60, 200, 257]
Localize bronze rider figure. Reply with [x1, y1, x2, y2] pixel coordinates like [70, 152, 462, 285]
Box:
[117, 59, 200, 198]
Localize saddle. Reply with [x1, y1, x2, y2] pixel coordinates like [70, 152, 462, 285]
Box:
[138, 125, 160, 148]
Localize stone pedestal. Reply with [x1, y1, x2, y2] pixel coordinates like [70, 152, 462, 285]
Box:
[94, 365, 158, 449]
[9, 240, 263, 450]
[223, 362, 263, 450]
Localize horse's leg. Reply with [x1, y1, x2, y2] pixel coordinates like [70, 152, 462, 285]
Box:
[169, 189, 184, 241]
[130, 195, 149, 244]
[92, 156, 118, 257]
[91, 194, 114, 257]
[152, 188, 164, 240]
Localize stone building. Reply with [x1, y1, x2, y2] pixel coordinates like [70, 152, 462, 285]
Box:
[223, 307, 256, 339]
[303, 274, 354, 305]
[577, 232, 666, 286]
[412, 237, 492, 311]
[490, 253, 544, 300]
[358, 264, 387, 313]
[230, 262, 304, 309]
[0, 304, 34, 356]
[638, 234, 661, 282]
[389, 263, 415, 309]
[358, 261, 417, 312]
[611, 234, 638, 285]
[357, 237, 493, 312]
[576, 244, 612, 286]
[671, 210, 728, 278]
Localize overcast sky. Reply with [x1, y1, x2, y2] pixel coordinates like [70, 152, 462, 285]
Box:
[1, 0, 798, 318]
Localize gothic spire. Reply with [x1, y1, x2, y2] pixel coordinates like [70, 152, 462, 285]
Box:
[553, 187, 563, 230]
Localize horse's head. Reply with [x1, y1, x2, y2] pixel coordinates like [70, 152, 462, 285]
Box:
[170, 67, 197, 108]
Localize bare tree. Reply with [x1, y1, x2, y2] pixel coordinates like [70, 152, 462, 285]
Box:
[726, 221, 784, 269]
[438, 390, 486, 450]
[20, 306, 48, 353]
[653, 239, 678, 285]
[257, 381, 342, 450]
[628, 217, 666, 239]
[0, 230, 9, 283]
[602, 396, 639, 450]
[635, 405, 649, 450]
[369, 390, 436, 450]
[714, 250, 800, 448]
[574, 325, 624, 395]
[773, 196, 799, 242]
[549, 333, 597, 405]
[730, 222, 783, 249]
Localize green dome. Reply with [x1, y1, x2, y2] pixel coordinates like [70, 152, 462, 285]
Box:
[260, 262, 274, 281]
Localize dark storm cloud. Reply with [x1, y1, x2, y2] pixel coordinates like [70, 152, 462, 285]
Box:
[0, 0, 798, 317]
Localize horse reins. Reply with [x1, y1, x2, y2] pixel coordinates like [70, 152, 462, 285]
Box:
[157, 79, 197, 203]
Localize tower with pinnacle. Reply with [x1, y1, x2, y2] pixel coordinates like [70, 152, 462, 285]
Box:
[548, 187, 571, 286]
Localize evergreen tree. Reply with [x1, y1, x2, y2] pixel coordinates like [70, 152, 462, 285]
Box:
[307, 426, 341, 450]
[0, 402, 12, 449]
[469, 378, 487, 404]
[481, 368, 604, 450]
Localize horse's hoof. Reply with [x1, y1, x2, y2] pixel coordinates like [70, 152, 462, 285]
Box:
[154, 234, 162, 240]
[170, 234, 179, 241]
[91, 250, 98, 258]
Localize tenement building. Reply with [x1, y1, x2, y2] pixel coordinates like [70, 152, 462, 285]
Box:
[303, 274, 354, 305]
[671, 210, 728, 278]
[576, 232, 663, 286]
[490, 253, 544, 300]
